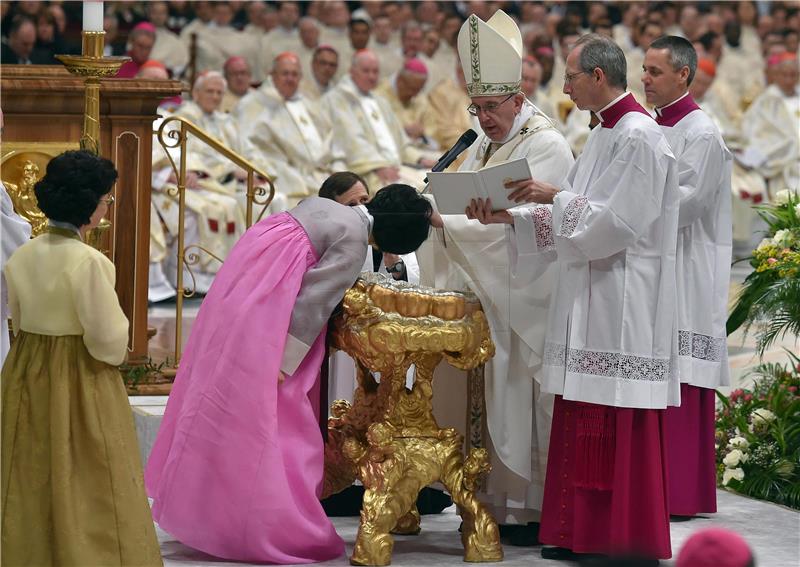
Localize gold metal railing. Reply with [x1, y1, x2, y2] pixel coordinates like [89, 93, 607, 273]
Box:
[155, 116, 275, 365]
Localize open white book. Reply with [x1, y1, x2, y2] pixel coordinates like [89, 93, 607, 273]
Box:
[427, 158, 532, 215]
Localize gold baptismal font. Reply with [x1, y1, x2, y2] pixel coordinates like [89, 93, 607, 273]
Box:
[324, 274, 502, 566]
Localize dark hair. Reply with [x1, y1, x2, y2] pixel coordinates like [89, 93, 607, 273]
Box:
[697, 31, 720, 53]
[650, 35, 698, 85]
[10, 14, 35, 35]
[34, 150, 118, 227]
[366, 184, 432, 255]
[318, 171, 369, 200]
[349, 18, 371, 30]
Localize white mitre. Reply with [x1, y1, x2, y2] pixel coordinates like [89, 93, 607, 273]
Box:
[457, 10, 523, 97]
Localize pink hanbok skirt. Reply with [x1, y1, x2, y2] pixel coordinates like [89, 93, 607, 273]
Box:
[665, 383, 718, 515]
[540, 396, 672, 559]
[145, 213, 345, 563]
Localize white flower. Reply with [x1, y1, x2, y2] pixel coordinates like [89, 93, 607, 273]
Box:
[729, 436, 750, 450]
[774, 189, 793, 205]
[772, 229, 792, 247]
[752, 408, 777, 425]
[722, 467, 745, 486]
[795, 203, 800, 217]
[723, 449, 744, 467]
[757, 237, 773, 250]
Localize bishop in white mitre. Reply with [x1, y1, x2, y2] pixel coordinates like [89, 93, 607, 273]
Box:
[417, 10, 574, 542]
[645, 36, 732, 518]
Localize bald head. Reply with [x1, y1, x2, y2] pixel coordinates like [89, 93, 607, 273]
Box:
[272, 53, 302, 99]
[351, 50, 380, 93]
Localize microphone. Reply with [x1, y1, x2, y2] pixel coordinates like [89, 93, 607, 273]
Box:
[425, 130, 478, 183]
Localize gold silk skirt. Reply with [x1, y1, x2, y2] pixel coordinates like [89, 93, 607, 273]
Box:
[1, 332, 162, 567]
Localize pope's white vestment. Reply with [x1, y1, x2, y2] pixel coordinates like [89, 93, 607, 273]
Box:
[418, 102, 575, 523]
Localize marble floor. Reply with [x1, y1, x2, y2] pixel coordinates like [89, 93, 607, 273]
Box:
[154, 490, 799, 566]
[141, 260, 799, 567]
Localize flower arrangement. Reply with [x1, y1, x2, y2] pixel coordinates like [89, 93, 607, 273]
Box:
[716, 352, 800, 509]
[727, 189, 800, 356]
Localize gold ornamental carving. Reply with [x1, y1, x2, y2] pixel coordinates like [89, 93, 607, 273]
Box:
[323, 274, 502, 566]
[1, 143, 110, 251]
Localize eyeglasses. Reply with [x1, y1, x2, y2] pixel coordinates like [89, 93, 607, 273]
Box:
[563, 70, 587, 85]
[564, 71, 586, 85]
[467, 94, 515, 116]
[100, 195, 115, 206]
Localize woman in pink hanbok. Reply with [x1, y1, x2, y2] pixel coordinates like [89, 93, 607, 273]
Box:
[145, 184, 433, 563]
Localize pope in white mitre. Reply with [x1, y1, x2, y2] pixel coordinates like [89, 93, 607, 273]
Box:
[418, 10, 574, 543]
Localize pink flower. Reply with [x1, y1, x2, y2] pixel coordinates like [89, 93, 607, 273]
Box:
[789, 386, 798, 393]
[744, 394, 753, 402]
[767, 258, 778, 265]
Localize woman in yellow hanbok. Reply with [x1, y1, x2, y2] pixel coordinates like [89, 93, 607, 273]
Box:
[1, 150, 162, 566]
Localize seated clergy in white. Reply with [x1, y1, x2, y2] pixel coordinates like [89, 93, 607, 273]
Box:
[643, 36, 732, 518]
[221, 56, 255, 114]
[156, 72, 279, 292]
[467, 34, 680, 561]
[246, 52, 347, 208]
[375, 58, 436, 150]
[300, 45, 339, 102]
[178, 71, 279, 212]
[148, 89, 245, 296]
[146, 1, 189, 77]
[194, 2, 259, 75]
[417, 10, 574, 544]
[321, 49, 436, 191]
[738, 53, 800, 196]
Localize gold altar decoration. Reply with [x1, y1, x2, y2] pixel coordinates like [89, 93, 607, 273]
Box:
[557, 99, 576, 123]
[53, 30, 127, 248]
[324, 273, 503, 566]
[155, 115, 276, 365]
[55, 31, 129, 154]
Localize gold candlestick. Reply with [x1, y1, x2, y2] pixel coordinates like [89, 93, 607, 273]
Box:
[56, 31, 129, 154]
[56, 31, 129, 251]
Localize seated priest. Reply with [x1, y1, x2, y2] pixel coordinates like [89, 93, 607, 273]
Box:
[738, 53, 800, 197]
[221, 56, 255, 113]
[145, 184, 435, 564]
[245, 52, 347, 207]
[151, 72, 278, 296]
[300, 44, 340, 101]
[424, 60, 479, 155]
[375, 58, 436, 150]
[321, 49, 437, 190]
[176, 71, 282, 212]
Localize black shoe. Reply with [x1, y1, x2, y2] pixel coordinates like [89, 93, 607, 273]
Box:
[541, 546, 578, 560]
[508, 522, 540, 547]
[321, 485, 365, 517]
[669, 514, 694, 522]
[416, 487, 453, 515]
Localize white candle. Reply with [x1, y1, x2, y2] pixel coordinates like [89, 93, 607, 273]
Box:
[82, 1, 104, 32]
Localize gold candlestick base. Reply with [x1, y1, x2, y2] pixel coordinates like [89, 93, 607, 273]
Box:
[56, 31, 129, 154]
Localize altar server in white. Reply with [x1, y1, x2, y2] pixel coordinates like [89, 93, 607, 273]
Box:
[468, 34, 680, 561]
[644, 35, 732, 517]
